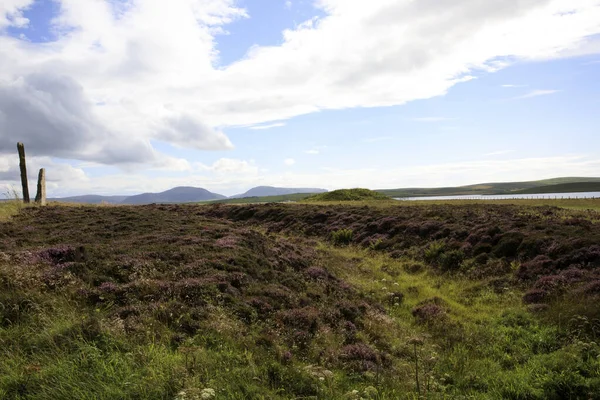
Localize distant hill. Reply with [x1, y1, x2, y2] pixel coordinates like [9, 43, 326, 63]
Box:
[49, 195, 128, 204]
[209, 192, 316, 204]
[378, 177, 600, 198]
[306, 188, 390, 202]
[231, 186, 327, 199]
[514, 182, 600, 195]
[120, 187, 226, 205]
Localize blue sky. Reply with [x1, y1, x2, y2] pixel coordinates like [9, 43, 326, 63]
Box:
[1, 0, 600, 197]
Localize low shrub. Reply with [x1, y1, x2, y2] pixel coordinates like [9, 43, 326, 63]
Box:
[439, 249, 465, 272]
[424, 240, 446, 264]
[339, 343, 379, 372]
[522, 289, 548, 304]
[331, 228, 353, 246]
[493, 232, 525, 258]
[412, 297, 448, 323]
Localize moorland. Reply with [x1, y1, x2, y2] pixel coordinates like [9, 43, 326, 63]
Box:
[45, 177, 600, 205]
[1, 196, 600, 399]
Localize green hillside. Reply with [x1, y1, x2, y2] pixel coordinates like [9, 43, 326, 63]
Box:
[514, 181, 600, 195]
[378, 177, 600, 198]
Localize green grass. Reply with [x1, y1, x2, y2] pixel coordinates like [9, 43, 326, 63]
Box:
[399, 197, 600, 211]
[0, 201, 25, 222]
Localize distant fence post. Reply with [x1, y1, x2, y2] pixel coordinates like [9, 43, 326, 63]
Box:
[35, 168, 46, 206]
[17, 142, 30, 203]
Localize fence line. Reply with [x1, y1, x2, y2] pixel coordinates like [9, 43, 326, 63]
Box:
[398, 195, 600, 201]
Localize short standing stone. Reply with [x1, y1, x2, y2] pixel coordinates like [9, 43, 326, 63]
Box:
[35, 168, 46, 206]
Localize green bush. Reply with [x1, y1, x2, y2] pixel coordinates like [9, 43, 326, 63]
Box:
[440, 250, 465, 272]
[424, 241, 446, 264]
[331, 229, 353, 246]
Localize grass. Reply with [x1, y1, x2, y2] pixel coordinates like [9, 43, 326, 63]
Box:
[1, 202, 600, 398]
[0, 201, 24, 222]
[399, 197, 600, 211]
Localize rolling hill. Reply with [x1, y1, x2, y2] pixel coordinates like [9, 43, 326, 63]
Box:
[49, 195, 129, 204]
[230, 186, 327, 198]
[378, 177, 600, 198]
[120, 187, 226, 204]
[513, 181, 600, 195]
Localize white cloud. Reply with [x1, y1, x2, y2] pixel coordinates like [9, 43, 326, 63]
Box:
[285, 1, 292, 10]
[0, 0, 247, 164]
[515, 89, 561, 99]
[0, 154, 88, 199]
[0, 0, 33, 28]
[305, 149, 320, 155]
[249, 122, 286, 130]
[159, 114, 234, 150]
[211, 158, 258, 175]
[1, 0, 600, 187]
[284, 158, 296, 166]
[502, 84, 527, 88]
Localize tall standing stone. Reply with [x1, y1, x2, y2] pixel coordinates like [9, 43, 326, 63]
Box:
[17, 142, 30, 203]
[35, 168, 46, 206]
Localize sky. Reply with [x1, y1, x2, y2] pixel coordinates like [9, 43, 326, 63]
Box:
[0, 0, 600, 197]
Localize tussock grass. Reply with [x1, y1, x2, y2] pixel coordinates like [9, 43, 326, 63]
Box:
[0, 201, 24, 222]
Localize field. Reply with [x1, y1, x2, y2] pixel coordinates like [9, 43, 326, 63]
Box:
[399, 198, 600, 211]
[1, 200, 600, 399]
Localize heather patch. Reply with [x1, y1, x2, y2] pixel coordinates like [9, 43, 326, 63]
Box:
[1, 203, 600, 398]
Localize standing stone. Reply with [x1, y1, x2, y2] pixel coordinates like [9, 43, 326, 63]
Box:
[17, 142, 30, 203]
[35, 168, 46, 206]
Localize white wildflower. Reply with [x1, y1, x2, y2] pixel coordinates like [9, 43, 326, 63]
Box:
[201, 388, 216, 399]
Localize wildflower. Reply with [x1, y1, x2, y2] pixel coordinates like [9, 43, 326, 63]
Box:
[201, 388, 216, 399]
[344, 389, 360, 399]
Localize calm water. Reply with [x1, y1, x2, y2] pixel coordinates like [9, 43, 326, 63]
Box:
[395, 192, 600, 201]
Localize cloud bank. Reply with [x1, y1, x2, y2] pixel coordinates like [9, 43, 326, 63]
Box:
[0, 0, 599, 191]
